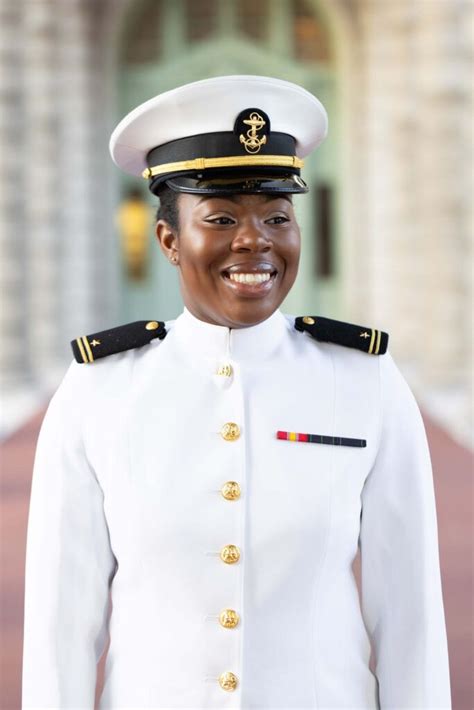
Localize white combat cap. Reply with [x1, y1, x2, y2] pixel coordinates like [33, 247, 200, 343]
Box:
[109, 75, 328, 195]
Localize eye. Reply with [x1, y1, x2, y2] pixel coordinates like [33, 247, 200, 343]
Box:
[204, 215, 236, 226]
[266, 214, 290, 225]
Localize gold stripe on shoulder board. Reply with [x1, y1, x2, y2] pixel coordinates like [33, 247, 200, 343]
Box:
[76, 337, 89, 363]
[82, 336, 94, 362]
[368, 329, 376, 354]
[374, 329, 382, 355]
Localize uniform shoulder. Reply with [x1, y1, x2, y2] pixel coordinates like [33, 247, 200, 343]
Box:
[294, 314, 389, 355]
[70, 319, 167, 364]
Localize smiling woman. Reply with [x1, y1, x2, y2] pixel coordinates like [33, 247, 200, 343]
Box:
[22, 76, 451, 709]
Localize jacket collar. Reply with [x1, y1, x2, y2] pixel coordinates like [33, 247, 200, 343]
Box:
[171, 305, 290, 364]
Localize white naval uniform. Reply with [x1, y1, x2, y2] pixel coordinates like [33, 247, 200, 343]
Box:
[22, 306, 451, 709]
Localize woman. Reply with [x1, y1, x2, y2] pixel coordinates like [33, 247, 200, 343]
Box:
[22, 76, 451, 708]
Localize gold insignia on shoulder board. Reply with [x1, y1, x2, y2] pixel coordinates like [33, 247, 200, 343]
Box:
[360, 332, 370, 339]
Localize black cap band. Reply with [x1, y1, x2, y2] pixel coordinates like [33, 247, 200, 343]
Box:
[146, 131, 296, 167]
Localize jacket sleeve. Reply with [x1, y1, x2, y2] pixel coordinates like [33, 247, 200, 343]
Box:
[359, 352, 451, 708]
[22, 361, 118, 709]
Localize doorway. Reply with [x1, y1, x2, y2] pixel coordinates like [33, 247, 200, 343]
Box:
[116, 0, 340, 322]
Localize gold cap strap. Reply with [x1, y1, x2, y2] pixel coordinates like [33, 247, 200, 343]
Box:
[142, 154, 304, 179]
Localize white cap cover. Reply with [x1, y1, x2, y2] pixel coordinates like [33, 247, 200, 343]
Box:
[109, 75, 328, 178]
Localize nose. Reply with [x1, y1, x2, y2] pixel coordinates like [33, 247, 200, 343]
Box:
[230, 221, 272, 253]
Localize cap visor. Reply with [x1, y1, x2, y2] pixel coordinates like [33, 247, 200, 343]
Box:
[164, 174, 308, 195]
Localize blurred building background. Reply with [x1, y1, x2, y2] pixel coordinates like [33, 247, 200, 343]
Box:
[1, 2, 473, 707]
[0, 0, 472, 443]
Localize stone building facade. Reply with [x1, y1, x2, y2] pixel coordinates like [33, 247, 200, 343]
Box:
[0, 0, 472, 445]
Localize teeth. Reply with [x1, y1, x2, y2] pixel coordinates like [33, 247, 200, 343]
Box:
[228, 272, 272, 284]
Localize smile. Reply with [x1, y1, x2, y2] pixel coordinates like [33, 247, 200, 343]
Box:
[221, 269, 278, 297]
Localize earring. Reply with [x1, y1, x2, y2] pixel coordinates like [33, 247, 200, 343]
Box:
[171, 254, 178, 264]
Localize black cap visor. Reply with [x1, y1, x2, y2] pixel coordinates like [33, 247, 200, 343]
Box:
[163, 173, 308, 195]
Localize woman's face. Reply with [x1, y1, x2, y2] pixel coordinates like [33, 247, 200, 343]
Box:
[156, 192, 301, 328]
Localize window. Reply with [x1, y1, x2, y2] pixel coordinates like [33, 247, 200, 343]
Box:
[186, 0, 218, 42]
[293, 0, 331, 63]
[314, 185, 334, 277]
[238, 0, 269, 41]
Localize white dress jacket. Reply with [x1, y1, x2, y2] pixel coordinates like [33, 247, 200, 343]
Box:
[22, 307, 451, 709]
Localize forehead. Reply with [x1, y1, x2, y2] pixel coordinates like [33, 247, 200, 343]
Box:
[181, 193, 294, 208]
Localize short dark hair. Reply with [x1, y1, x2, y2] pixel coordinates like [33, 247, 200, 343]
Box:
[155, 185, 180, 233]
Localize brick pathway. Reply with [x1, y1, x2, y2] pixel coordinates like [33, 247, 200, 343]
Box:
[1, 409, 472, 709]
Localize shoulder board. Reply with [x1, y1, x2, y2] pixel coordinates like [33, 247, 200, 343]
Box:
[71, 320, 167, 364]
[295, 315, 389, 355]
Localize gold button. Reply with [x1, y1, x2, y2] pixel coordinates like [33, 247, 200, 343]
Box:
[145, 321, 159, 331]
[221, 481, 241, 501]
[220, 422, 240, 441]
[220, 544, 240, 564]
[218, 671, 238, 691]
[219, 608, 240, 628]
[216, 363, 233, 377]
[302, 316, 315, 325]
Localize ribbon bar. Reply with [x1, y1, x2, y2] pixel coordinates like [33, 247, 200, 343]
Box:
[276, 431, 367, 448]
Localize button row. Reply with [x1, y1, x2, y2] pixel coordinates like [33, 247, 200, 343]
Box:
[217, 422, 241, 691]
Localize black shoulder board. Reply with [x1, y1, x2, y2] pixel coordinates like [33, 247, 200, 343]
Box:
[71, 320, 167, 364]
[295, 315, 389, 355]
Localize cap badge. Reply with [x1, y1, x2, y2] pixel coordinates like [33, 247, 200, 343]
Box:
[235, 108, 270, 155]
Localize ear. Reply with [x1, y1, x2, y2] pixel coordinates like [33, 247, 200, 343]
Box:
[155, 220, 179, 264]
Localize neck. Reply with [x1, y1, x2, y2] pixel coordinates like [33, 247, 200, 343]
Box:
[170, 305, 290, 363]
[181, 304, 274, 330]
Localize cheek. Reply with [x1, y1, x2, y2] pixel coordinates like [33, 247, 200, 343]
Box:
[181, 232, 207, 262]
[180, 232, 221, 271]
[281, 228, 301, 269]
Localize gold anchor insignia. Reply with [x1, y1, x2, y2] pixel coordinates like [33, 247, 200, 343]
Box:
[239, 112, 267, 154]
[360, 332, 370, 339]
[90, 339, 101, 346]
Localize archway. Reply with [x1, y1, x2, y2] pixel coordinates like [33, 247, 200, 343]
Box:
[115, 0, 342, 322]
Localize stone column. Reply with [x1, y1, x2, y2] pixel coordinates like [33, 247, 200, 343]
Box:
[356, 0, 472, 444]
[415, 0, 471, 380]
[22, 0, 61, 387]
[55, 0, 119, 364]
[357, 0, 423, 355]
[413, 0, 473, 441]
[0, 1, 28, 400]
